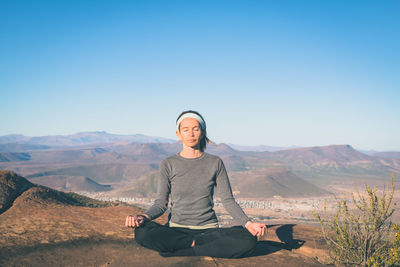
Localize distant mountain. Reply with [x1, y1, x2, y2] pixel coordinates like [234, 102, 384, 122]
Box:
[0, 142, 177, 165]
[28, 175, 112, 192]
[229, 168, 328, 198]
[0, 143, 51, 152]
[207, 143, 239, 155]
[0, 131, 176, 148]
[227, 143, 299, 152]
[25, 163, 159, 184]
[358, 149, 380, 155]
[372, 151, 400, 160]
[113, 142, 180, 163]
[1, 143, 399, 196]
[17, 147, 124, 164]
[0, 134, 29, 143]
[267, 144, 371, 164]
[0, 152, 31, 162]
[110, 171, 159, 198]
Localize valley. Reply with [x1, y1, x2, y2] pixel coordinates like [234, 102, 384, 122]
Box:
[1, 131, 399, 227]
[1, 132, 399, 266]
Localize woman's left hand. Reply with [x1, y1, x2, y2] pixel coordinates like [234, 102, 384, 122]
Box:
[245, 221, 267, 238]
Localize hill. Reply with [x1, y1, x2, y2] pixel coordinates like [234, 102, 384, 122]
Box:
[262, 144, 374, 165]
[113, 142, 180, 163]
[229, 168, 328, 198]
[29, 175, 112, 192]
[0, 171, 111, 213]
[0, 152, 31, 162]
[0, 171, 329, 267]
[0, 170, 149, 249]
[256, 144, 400, 183]
[25, 163, 159, 184]
[109, 171, 159, 198]
[0, 170, 34, 213]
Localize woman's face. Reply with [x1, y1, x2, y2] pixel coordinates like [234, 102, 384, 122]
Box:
[176, 118, 203, 148]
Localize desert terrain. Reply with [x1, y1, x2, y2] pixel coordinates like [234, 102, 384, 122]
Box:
[1, 132, 399, 266]
[0, 170, 329, 266]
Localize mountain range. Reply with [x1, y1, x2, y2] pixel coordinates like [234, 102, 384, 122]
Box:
[0, 132, 399, 198]
[0, 131, 175, 149]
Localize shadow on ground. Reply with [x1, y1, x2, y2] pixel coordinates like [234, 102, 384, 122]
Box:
[251, 224, 305, 257]
[0, 224, 325, 267]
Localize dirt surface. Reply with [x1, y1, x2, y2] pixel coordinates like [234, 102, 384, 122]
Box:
[0, 196, 146, 248]
[1, 232, 327, 267]
[0, 171, 331, 266]
[0, 222, 330, 267]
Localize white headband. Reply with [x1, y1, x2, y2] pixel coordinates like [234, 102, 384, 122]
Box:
[176, 113, 206, 131]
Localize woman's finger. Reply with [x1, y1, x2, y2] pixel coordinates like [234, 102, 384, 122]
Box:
[252, 227, 258, 237]
[135, 216, 142, 227]
[125, 216, 129, 227]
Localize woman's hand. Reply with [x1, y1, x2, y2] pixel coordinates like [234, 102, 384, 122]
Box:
[244, 221, 267, 238]
[125, 214, 150, 228]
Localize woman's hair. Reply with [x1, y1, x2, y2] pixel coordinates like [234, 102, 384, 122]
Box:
[176, 110, 211, 152]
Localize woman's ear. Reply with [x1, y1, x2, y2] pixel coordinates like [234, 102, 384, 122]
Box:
[176, 130, 182, 141]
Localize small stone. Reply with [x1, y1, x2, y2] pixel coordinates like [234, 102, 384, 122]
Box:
[12, 227, 26, 235]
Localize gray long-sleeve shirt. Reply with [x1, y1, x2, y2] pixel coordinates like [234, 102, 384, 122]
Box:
[144, 152, 250, 226]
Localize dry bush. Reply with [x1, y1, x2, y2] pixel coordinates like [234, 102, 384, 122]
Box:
[313, 174, 399, 267]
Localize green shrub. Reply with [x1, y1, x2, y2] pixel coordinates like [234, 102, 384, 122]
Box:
[368, 223, 400, 266]
[313, 174, 398, 266]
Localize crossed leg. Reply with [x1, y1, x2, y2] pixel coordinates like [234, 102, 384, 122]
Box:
[134, 222, 257, 258]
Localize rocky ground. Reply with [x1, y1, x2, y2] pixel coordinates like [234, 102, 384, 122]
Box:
[1, 224, 330, 267]
[0, 170, 331, 266]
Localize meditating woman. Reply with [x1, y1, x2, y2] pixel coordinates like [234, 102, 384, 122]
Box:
[125, 110, 266, 258]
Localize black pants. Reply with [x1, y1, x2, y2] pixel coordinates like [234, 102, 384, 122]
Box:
[134, 222, 257, 258]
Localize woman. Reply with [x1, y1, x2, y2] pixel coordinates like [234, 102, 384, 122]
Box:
[125, 110, 266, 258]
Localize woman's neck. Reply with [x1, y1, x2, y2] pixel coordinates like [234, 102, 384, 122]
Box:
[179, 145, 203, 159]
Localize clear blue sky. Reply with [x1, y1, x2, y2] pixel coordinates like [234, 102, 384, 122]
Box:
[1, 0, 399, 151]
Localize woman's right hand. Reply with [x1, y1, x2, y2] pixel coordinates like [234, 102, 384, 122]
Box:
[125, 214, 149, 228]
[245, 221, 267, 238]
